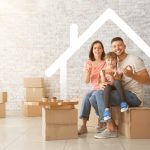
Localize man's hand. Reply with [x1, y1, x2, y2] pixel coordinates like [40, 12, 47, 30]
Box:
[123, 65, 134, 78]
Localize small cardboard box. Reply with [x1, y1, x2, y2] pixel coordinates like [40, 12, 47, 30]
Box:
[118, 107, 150, 139]
[0, 103, 5, 118]
[42, 108, 78, 140]
[23, 105, 42, 117]
[26, 88, 45, 101]
[0, 92, 7, 103]
[24, 77, 44, 88]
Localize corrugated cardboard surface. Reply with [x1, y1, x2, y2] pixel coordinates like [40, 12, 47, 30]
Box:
[24, 77, 44, 88]
[0, 103, 5, 118]
[118, 107, 150, 139]
[26, 88, 45, 101]
[0, 92, 7, 103]
[42, 108, 78, 140]
[23, 105, 42, 117]
[43, 109, 78, 124]
[43, 124, 78, 140]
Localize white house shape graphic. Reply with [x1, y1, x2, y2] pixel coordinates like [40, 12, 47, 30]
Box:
[45, 8, 150, 98]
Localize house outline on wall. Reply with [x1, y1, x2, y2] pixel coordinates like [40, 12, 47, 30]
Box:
[45, 8, 150, 98]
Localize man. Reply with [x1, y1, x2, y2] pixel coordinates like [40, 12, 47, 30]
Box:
[94, 37, 150, 138]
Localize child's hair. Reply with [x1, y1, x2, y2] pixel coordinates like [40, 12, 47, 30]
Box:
[105, 52, 117, 60]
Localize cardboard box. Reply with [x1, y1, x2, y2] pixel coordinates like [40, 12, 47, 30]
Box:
[23, 105, 42, 117]
[24, 77, 44, 88]
[42, 108, 78, 140]
[0, 92, 7, 103]
[43, 124, 78, 140]
[26, 88, 45, 101]
[44, 109, 78, 124]
[0, 103, 5, 118]
[118, 107, 150, 139]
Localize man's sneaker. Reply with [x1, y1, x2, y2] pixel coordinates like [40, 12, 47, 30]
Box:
[120, 102, 128, 112]
[94, 129, 117, 139]
[96, 121, 106, 131]
[97, 126, 107, 133]
[103, 110, 111, 121]
[78, 126, 87, 135]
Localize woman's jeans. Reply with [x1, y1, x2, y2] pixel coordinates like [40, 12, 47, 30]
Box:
[80, 91, 100, 120]
[80, 90, 141, 122]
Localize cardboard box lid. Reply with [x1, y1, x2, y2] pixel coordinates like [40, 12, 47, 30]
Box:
[128, 107, 150, 110]
[24, 77, 44, 88]
[24, 101, 78, 109]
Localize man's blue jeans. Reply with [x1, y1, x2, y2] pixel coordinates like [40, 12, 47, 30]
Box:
[80, 90, 141, 122]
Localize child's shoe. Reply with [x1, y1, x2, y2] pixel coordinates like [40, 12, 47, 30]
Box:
[103, 109, 111, 121]
[120, 102, 128, 112]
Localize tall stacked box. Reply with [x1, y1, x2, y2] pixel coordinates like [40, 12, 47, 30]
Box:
[0, 92, 7, 118]
[0, 103, 5, 118]
[23, 77, 45, 117]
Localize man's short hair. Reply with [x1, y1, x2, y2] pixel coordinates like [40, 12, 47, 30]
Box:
[111, 37, 124, 44]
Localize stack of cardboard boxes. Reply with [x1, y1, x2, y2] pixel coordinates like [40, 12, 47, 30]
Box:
[42, 108, 78, 140]
[23, 77, 45, 117]
[0, 92, 7, 118]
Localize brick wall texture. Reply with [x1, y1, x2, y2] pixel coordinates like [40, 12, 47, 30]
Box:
[0, 0, 150, 112]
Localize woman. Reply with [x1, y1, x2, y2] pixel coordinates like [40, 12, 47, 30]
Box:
[78, 40, 106, 135]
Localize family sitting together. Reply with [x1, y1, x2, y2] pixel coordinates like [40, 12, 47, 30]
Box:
[78, 37, 150, 138]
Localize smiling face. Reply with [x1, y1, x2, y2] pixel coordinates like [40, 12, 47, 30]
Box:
[111, 40, 126, 56]
[105, 52, 117, 69]
[106, 57, 117, 69]
[92, 43, 104, 60]
[89, 40, 105, 61]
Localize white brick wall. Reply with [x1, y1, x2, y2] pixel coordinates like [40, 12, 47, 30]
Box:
[0, 0, 150, 112]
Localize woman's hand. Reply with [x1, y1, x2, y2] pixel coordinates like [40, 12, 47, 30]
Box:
[85, 61, 92, 73]
[84, 61, 92, 83]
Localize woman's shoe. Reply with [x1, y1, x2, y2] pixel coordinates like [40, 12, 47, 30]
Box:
[78, 126, 87, 135]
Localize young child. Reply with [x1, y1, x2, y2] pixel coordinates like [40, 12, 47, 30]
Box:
[99, 52, 128, 121]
